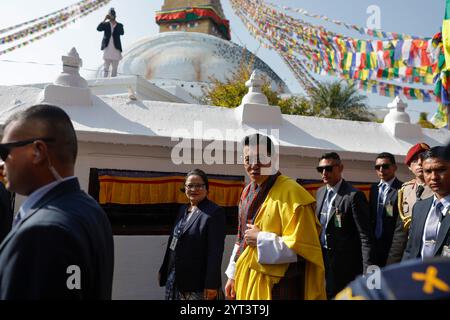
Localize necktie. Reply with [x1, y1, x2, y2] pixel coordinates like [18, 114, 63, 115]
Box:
[320, 189, 334, 246]
[416, 185, 425, 199]
[375, 183, 388, 239]
[423, 202, 444, 258]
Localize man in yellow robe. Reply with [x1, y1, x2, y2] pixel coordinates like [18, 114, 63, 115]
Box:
[224, 134, 326, 300]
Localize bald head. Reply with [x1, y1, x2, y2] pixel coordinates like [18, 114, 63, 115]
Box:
[4, 105, 78, 164]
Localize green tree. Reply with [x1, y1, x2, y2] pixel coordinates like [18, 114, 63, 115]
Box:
[201, 66, 314, 116]
[201, 66, 374, 121]
[201, 65, 280, 108]
[307, 80, 374, 121]
[278, 95, 314, 116]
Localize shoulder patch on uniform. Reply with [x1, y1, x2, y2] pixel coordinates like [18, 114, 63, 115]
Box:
[401, 179, 416, 188]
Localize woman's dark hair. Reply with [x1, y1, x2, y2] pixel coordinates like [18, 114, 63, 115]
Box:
[180, 169, 209, 193]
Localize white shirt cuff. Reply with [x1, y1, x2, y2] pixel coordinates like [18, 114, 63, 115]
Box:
[225, 244, 240, 280]
[257, 231, 298, 264]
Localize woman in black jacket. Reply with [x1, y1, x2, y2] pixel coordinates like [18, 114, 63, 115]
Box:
[159, 169, 226, 300]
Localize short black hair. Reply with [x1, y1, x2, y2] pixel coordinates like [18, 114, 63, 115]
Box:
[422, 146, 449, 162]
[376, 152, 396, 165]
[4, 104, 78, 164]
[445, 142, 450, 161]
[320, 152, 341, 163]
[180, 169, 209, 193]
[243, 133, 276, 157]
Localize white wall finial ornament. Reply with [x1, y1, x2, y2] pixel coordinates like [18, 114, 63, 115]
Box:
[383, 96, 422, 138]
[38, 48, 92, 106]
[242, 70, 269, 105]
[236, 70, 282, 125]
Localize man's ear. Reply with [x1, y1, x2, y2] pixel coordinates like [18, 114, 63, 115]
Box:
[32, 141, 47, 163]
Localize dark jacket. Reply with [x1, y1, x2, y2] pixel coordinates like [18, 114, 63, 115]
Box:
[403, 196, 450, 260]
[0, 183, 12, 244]
[369, 178, 403, 267]
[97, 22, 124, 52]
[159, 198, 226, 292]
[386, 187, 433, 265]
[0, 178, 114, 299]
[316, 180, 375, 297]
[386, 214, 408, 265]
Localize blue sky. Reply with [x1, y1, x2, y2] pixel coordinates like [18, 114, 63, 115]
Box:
[0, 0, 445, 121]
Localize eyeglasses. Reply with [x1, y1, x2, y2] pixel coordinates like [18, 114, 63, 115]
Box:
[185, 184, 206, 191]
[374, 164, 391, 171]
[316, 165, 338, 173]
[0, 138, 55, 161]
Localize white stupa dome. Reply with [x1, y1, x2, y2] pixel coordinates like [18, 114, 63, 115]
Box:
[94, 32, 289, 97]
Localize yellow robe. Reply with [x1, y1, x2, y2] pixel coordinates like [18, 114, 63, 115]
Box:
[234, 175, 326, 300]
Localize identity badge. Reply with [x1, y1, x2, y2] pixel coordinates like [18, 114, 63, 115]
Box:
[386, 203, 394, 217]
[334, 210, 342, 228]
[170, 237, 178, 251]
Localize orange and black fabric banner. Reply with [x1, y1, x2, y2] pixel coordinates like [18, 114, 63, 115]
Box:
[89, 169, 245, 235]
[94, 169, 245, 207]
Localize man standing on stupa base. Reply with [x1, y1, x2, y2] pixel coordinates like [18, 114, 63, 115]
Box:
[97, 8, 124, 78]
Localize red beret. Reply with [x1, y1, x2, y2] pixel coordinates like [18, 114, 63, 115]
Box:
[405, 143, 430, 165]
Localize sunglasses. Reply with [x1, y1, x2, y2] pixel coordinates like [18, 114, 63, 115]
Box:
[374, 164, 391, 171]
[316, 165, 338, 173]
[0, 138, 54, 161]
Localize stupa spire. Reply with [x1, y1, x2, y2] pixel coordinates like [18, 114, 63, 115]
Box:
[156, 0, 231, 40]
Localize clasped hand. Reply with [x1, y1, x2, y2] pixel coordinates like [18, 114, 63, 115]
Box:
[244, 224, 260, 247]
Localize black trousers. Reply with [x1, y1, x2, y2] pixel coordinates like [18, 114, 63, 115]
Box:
[271, 257, 305, 300]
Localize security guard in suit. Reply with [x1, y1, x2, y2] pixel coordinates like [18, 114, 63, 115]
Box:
[369, 152, 403, 267]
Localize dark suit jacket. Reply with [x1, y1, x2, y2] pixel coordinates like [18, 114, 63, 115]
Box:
[159, 198, 226, 292]
[387, 188, 434, 265]
[369, 178, 403, 267]
[316, 180, 374, 296]
[0, 183, 12, 244]
[403, 196, 450, 260]
[0, 178, 114, 300]
[97, 22, 124, 52]
[386, 214, 408, 265]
